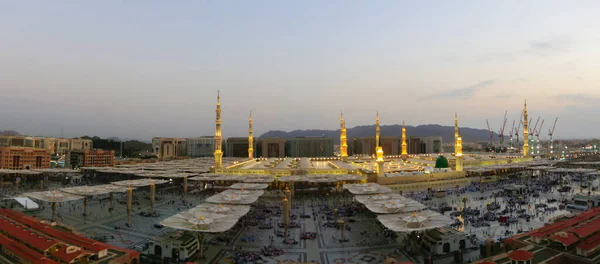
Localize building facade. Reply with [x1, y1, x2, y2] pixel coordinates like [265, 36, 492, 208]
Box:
[419, 136, 443, 153]
[0, 147, 51, 170]
[257, 138, 286, 158]
[69, 139, 93, 152]
[148, 231, 198, 262]
[152, 138, 188, 158]
[83, 149, 115, 167]
[186, 137, 215, 157]
[286, 137, 334, 157]
[225, 137, 255, 158]
[353, 136, 401, 156]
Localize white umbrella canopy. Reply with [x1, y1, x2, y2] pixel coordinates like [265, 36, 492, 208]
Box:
[228, 183, 269, 190]
[335, 174, 366, 181]
[242, 176, 275, 183]
[355, 193, 427, 214]
[205, 189, 264, 205]
[377, 210, 454, 232]
[344, 183, 393, 195]
[60, 185, 113, 196]
[24, 190, 85, 203]
[160, 207, 249, 233]
[278, 176, 308, 182]
[193, 203, 251, 217]
[111, 179, 169, 187]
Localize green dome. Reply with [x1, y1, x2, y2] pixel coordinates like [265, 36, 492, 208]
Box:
[434, 155, 449, 168]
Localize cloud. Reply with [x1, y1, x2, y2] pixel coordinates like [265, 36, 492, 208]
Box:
[425, 80, 495, 100]
[530, 36, 571, 52]
[552, 93, 600, 104]
[478, 36, 571, 62]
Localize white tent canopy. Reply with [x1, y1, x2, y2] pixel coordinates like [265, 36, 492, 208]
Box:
[377, 210, 454, 232]
[6, 197, 39, 210]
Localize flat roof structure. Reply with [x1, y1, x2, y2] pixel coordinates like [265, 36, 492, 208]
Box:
[242, 175, 275, 183]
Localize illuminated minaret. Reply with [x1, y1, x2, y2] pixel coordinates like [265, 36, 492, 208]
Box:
[454, 112, 459, 144]
[340, 111, 348, 161]
[375, 111, 381, 149]
[214, 91, 223, 169]
[248, 111, 254, 160]
[454, 113, 463, 171]
[375, 112, 384, 176]
[401, 121, 408, 161]
[523, 100, 529, 157]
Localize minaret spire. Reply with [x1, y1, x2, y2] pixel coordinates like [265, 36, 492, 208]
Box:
[375, 111, 384, 176]
[248, 110, 254, 160]
[454, 112, 463, 171]
[523, 100, 529, 157]
[340, 111, 348, 161]
[401, 120, 408, 161]
[375, 111, 381, 149]
[213, 91, 223, 169]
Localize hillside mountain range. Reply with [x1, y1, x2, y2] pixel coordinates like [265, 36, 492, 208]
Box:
[259, 124, 507, 144]
[0, 130, 20, 136]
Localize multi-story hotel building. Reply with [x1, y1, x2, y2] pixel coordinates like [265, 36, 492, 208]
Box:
[152, 137, 188, 158]
[0, 147, 51, 170]
[286, 137, 334, 157]
[187, 137, 215, 157]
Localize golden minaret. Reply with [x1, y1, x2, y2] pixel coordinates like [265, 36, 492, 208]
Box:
[401, 121, 408, 161]
[454, 112, 459, 144]
[522, 100, 529, 157]
[340, 111, 348, 161]
[248, 111, 254, 160]
[213, 91, 223, 169]
[375, 111, 381, 150]
[454, 113, 463, 171]
[375, 112, 384, 176]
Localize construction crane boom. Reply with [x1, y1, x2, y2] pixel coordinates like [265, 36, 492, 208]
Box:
[549, 117, 558, 136]
[531, 117, 540, 135]
[536, 119, 545, 137]
[499, 110, 508, 147]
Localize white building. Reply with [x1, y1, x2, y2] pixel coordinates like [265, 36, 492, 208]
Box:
[422, 227, 473, 255]
[187, 136, 215, 157]
[148, 231, 199, 262]
[152, 137, 188, 158]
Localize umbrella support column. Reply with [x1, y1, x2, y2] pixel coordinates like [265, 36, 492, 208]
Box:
[83, 197, 88, 216]
[150, 183, 155, 214]
[183, 176, 188, 201]
[127, 187, 133, 227]
[197, 233, 205, 260]
[109, 193, 114, 211]
[51, 202, 57, 222]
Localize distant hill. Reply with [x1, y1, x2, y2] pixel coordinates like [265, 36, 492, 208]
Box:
[0, 130, 20, 136]
[259, 124, 506, 144]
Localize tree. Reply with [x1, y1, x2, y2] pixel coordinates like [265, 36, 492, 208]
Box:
[435, 155, 449, 168]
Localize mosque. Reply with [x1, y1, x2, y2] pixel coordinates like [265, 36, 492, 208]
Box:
[208, 92, 533, 192]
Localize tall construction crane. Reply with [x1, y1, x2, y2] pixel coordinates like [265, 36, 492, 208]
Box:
[486, 119, 494, 149]
[498, 110, 508, 149]
[530, 117, 540, 155]
[509, 120, 515, 150]
[514, 110, 523, 151]
[535, 119, 544, 154]
[548, 117, 558, 157]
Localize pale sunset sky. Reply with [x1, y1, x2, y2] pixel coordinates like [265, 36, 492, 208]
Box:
[1, 1, 599, 140]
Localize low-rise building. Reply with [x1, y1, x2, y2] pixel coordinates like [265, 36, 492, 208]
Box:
[286, 137, 334, 157]
[422, 227, 473, 255]
[226, 137, 254, 157]
[0, 146, 51, 170]
[83, 149, 115, 167]
[256, 138, 286, 158]
[187, 136, 215, 157]
[152, 137, 187, 158]
[148, 230, 198, 262]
